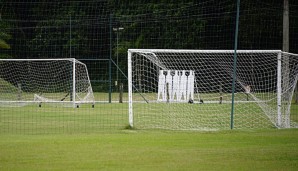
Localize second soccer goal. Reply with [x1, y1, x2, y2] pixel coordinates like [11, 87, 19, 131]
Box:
[0, 58, 95, 108]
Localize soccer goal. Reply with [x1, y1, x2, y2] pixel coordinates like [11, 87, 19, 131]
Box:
[0, 58, 94, 108]
[128, 49, 298, 130]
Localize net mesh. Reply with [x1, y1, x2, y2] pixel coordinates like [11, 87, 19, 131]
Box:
[129, 50, 298, 130]
[0, 0, 298, 133]
[0, 59, 94, 107]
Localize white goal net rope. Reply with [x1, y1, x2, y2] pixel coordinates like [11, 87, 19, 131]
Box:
[0, 59, 94, 107]
[128, 49, 298, 130]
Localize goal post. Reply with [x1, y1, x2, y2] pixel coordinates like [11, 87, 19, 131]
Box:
[277, 52, 282, 127]
[128, 50, 134, 127]
[128, 49, 298, 130]
[0, 58, 95, 107]
[72, 58, 76, 108]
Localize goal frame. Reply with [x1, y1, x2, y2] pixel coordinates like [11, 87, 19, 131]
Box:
[0, 58, 94, 108]
[128, 49, 284, 129]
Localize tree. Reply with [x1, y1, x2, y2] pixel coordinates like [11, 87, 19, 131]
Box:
[0, 6, 12, 58]
[0, 36, 10, 49]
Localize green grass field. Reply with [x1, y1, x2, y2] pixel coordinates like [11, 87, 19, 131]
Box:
[0, 102, 276, 134]
[0, 103, 128, 134]
[132, 102, 273, 130]
[1, 97, 298, 133]
[0, 129, 298, 170]
[0, 95, 298, 170]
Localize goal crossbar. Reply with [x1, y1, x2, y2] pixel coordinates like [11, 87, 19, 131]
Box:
[128, 49, 282, 54]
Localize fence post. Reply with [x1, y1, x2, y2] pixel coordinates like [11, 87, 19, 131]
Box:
[109, 14, 113, 103]
[119, 83, 123, 103]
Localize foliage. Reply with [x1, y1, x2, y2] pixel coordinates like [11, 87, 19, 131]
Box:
[1, 0, 298, 60]
[0, 39, 9, 49]
[0, 0, 298, 81]
[111, 0, 206, 50]
[0, 12, 11, 49]
[0, 9, 12, 58]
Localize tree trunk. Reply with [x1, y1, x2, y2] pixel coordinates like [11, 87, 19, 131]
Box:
[283, 0, 289, 52]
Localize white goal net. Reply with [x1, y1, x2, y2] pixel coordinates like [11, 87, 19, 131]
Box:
[0, 58, 94, 107]
[128, 49, 298, 130]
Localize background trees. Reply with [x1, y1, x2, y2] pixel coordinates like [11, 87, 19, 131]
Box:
[0, 0, 298, 92]
[1, 0, 297, 59]
[0, 4, 12, 58]
[0, 0, 298, 100]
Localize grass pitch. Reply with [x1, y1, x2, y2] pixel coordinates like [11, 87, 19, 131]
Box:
[1, 99, 298, 134]
[0, 129, 298, 170]
[0, 97, 298, 170]
[0, 103, 128, 134]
